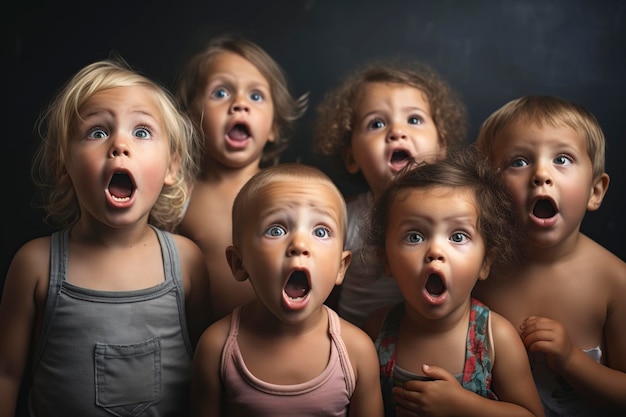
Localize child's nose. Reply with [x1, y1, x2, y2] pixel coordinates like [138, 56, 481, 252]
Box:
[108, 133, 130, 158]
[230, 94, 250, 114]
[287, 232, 310, 257]
[531, 164, 553, 186]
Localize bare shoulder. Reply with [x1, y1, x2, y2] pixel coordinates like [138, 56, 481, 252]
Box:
[489, 309, 521, 343]
[1, 236, 52, 329]
[580, 234, 626, 285]
[6, 236, 52, 294]
[339, 316, 378, 361]
[170, 232, 205, 260]
[195, 313, 231, 359]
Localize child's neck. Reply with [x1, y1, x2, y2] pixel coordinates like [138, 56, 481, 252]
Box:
[243, 301, 327, 338]
[201, 161, 261, 184]
[528, 230, 582, 265]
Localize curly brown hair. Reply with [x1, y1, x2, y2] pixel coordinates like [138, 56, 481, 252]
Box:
[313, 59, 468, 158]
[365, 145, 526, 276]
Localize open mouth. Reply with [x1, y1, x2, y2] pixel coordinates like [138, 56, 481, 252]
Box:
[108, 172, 135, 202]
[532, 199, 557, 218]
[228, 123, 250, 141]
[389, 149, 413, 171]
[390, 149, 411, 164]
[284, 270, 310, 300]
[425, 273, 445, 296]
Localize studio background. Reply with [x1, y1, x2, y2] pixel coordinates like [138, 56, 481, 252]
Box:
[3, 0, 625, 296]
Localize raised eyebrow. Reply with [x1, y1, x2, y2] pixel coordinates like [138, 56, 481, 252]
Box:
[404, 106, 429, 115]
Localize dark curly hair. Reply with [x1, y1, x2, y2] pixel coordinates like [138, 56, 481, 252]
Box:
[365, 145, 526, 276]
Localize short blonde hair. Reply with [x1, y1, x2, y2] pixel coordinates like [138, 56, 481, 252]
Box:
[32, 56, 201, 231]
[476, 95, 606, 179]
[231, 163, 347, 246]
[175, 35, 308, 168]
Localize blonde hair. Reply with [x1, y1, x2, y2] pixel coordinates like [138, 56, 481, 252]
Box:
[231, 163, 347, 246]
[313, 59, 468, 157]
[476, 95, 606, 179]
[175, 35, 308, 168]
[32, 56, 201, 231]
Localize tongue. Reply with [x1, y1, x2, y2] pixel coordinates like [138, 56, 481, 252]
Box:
[109, 174, 133, 198]
[285, 272, 309, 298]
[425, 274, 445, 296]
[228, 125, 249, 141]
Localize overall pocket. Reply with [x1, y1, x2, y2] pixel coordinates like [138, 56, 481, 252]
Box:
[95, 337, 162, 417]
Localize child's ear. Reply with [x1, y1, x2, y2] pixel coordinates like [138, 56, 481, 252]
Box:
[225, 245, 249, 282]
[478, 253, 493, 281]
[334, 250, 352, 285]
[267, 126, 277, 143]
[342, 146, 360, 174]
[164, 155, 181, 186]
[587, 173, 610, 211]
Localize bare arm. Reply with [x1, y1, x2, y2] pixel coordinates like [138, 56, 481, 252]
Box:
[190, 317, 230, 417]
[521, 257, 626, 412]
[342, 320, 384, 417]
[175, 234, 214, 348]
[0, 238, 49, 417]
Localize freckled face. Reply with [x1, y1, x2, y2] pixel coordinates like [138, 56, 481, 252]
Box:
[347, 82, 443, 197]
[66, 86, 175, 228]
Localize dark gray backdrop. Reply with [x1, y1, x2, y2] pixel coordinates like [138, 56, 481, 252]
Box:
[4, 0, 625, 289]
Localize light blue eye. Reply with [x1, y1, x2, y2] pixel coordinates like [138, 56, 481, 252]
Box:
[266, 225, 285, 237]
[250, 92, 263, 102]
[133, 127, 151, 139]
[212, 88, 229, 99]
[406, 232, 423, 244]
[88, 128, 107, 139]
[450, 232, 468, 243]
[511, 158, 528, 168]
[408, 116, 422, 125]
[554, 155, 572, 165]
[314, 226, 330, 238]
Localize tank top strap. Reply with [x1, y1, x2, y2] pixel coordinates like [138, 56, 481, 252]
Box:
[325, 305, 356, 396]
[221, 306, 242, 379]
[152, 226, 192, 353]
[33, 228, 70, 369]
[462, 298, 497, 399]
[376, 302, 404, 379]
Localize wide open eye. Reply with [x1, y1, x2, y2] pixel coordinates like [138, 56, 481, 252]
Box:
[450, 232, 469, 244]
[266, 225, 286, 237]
[554, 155, 572, 166]
[88, 128, 108, 140]
[211, 87, 229, 99]
[511, 157, 528, 168]
[313, 226, 331, 238]
[250, 91, 264, 102]
[133, 126, 151, 139]
[405, 231, 424, 244]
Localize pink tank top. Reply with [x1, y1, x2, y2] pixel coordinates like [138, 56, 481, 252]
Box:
[221, 305, 356, 416]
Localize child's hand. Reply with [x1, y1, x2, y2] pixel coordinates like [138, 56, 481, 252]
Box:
[392, 364, 469, 417]
[520, 315, 575, 371]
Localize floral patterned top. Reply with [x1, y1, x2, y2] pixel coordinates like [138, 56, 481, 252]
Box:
[374, 298, 497, 416]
